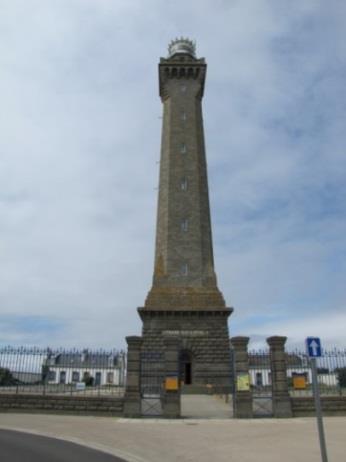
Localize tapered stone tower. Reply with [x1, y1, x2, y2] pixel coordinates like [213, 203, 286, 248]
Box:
[138, 39, 232, 389]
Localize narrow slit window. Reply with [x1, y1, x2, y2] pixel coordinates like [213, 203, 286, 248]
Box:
[181, 85, 187, 92]
[181, 111, 187, 121]
[181, 263, 188, 276]
[181, 219, 188, 232]
[180, 143, 187, 154]
[180, 177, 188, 191]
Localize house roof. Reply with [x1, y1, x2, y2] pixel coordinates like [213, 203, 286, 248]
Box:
[248, 353, 303, 368]
[45, 352, 122, 368]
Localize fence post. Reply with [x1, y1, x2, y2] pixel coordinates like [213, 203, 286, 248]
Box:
[162, 336, 181, 418]
[123, 336, 142, 417]
[230, 336, 253, 418]
[120, 352, 126, 388]
[267, 336, 292, 418]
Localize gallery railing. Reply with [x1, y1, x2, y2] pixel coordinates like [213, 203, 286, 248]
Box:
[0, 346, 126, 396]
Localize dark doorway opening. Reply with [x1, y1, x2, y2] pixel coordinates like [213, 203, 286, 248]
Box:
[184, 362, 192, 385]
[180, 350, 193, 385]
[95, 372, 102, 386]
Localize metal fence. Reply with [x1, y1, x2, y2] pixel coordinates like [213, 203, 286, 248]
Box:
[247, 349, 273, 417]
[248, 349, 271, 392]
[2, 345, 345, 399]
[248, 348, 346, 397]
[140, 351, 164, 416]
[286, 348, 346, 397]
[0, 346, 126, 396]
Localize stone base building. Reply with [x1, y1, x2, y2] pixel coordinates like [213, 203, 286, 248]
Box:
[138, 309, 232, 389]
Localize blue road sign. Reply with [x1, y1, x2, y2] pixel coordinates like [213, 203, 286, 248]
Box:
[306, 337, 322, 357]
[306, 337, 328, 462]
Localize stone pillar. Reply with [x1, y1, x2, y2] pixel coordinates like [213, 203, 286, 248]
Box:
[162, 336, 181, 418]
[123, 336, 142, 417]
[267, 336, 292, 418]
[230, 336, 253, 418]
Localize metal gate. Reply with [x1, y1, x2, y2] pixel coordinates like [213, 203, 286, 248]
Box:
[140, 351, 164, 417]
[251, 371, 273, 417]
[252, 390, 273, 417]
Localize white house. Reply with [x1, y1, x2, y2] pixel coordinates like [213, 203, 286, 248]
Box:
[44, 351, 126, 387]
[248, 353, 338, 389]
[248, 353, 310, 387]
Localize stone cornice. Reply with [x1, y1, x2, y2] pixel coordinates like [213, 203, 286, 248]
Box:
[138, 307, 233, 321]
[159, 58, 207, 100]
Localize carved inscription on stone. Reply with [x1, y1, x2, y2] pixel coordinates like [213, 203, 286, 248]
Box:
[163, 330, 208, 337]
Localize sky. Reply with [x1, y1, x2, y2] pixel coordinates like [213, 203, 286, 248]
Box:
[0, 0, 345, 350]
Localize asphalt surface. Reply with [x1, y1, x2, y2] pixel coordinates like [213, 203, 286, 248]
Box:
[0, 429, 126, 462]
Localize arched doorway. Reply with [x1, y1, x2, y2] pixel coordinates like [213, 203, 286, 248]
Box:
[180, 350, 193, 385]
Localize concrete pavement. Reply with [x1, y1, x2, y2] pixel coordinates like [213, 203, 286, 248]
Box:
[181, 394, 233, 418]
[0, 413, 345, 462]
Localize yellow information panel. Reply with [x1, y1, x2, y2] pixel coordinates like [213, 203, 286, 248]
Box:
[237, 373, 250, 391]
[165, 377, 179, 391]
[293, 375, 307, 390]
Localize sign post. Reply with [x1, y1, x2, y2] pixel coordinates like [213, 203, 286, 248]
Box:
[305, 337, 328, 462]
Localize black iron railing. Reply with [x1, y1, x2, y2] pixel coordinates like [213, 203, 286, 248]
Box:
[248, 348, 346, 397]
[0, 346, 126, 396]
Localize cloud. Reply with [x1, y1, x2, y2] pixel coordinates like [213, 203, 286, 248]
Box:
[0, 1, 345, 348]
[244, 309, 346, 350]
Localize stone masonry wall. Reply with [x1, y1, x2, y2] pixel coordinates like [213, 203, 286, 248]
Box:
[291, 396, 346, 417]
[0, 394, 124, 416]
[140, 310, 232, 390]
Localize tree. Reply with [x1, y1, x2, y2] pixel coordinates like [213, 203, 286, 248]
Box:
[82, 372, 94, 386]
[0, 367, 18, 385]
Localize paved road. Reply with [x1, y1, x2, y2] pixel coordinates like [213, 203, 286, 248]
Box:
[0, 429, 126, 462]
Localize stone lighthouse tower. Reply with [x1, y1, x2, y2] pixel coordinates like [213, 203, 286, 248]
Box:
[138, 38, 232, 390]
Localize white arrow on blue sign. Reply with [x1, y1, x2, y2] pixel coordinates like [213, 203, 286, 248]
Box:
[306, 337, 322, 357]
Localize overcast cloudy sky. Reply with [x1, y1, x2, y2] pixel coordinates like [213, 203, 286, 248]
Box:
[1, 0, 345, 349]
